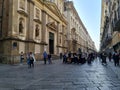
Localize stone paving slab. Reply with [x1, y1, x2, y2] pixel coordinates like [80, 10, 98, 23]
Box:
[107, 59, 120, 79]
[86, 87, 99, 90]
[0, 59, 120, 90]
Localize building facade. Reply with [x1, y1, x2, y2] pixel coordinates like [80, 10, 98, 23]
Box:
[100, 0, 120, 53]
[64, 1, 95, 53]
[0, 0, 96, 64]
[0, 0, 67, 63]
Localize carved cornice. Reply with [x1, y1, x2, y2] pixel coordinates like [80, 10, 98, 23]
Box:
[17, 10, 28, 17]
[40, 41, 48, 45]
[0, 37, 48, 45]
[33, 19, 42, 24]
[44, 1, 67, 24]
[46, 22, 57, 31]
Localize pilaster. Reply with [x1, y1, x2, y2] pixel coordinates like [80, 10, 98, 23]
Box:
[41, 10, 47, 44]
[57, 22, 60, 54]
[28, 1, 34, 40]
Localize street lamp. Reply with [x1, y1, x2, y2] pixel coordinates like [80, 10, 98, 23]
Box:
[0, 0, 5, 37]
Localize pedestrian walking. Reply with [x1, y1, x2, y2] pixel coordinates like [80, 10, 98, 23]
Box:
[63, 52, 67, 63]
[68, 51, 71, 63]
[113, 51, 119, 66]
[87, 53, 92, 64]
[118, 50, 120, 62]
[26, 52, 30, 68]
[108, 52, 112, 62]
[48, 53, 52, 64]
[43, 51, 48, 64]
[29, 52, 35, 68]
[20, 51, 24, 65]
[101, 52, 107, 65]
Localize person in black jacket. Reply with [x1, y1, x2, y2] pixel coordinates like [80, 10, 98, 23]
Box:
[48, 53, 52, 64]
[101, 52, 107, 65]
[113, 51, 119, 66]
[108, 52, 112, 62]
[29, 52, 34, 68]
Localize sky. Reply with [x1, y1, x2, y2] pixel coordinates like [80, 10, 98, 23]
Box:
[70, 0, 101, 51]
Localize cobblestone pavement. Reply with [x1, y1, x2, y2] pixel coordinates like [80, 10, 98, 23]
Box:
[0, 58, 120, 90]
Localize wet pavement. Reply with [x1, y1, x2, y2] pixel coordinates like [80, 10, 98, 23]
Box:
[0, 58, 120, 90]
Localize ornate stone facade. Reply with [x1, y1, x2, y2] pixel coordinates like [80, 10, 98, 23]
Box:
[0, 0, 96, 64]
[0, 0, 67, 63]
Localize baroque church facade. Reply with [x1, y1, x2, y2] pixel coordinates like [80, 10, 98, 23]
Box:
[0, 0, 67, 63]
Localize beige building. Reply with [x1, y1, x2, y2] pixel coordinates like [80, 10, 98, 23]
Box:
[100, 0, 120, 52]
[64, 1, 95, 53]
[0, 0, 67, 63]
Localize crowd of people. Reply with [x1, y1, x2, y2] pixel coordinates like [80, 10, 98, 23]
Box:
[20, 51, 52, 68]
[99, 50, 120, 66]
[62, 51, 97, 65]
[20, 51, 37, 68]
[19, 49, 120, 68]
[62, 50, 120, 67]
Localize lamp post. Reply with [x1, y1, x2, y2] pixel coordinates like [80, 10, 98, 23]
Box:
[0, 0, 4, 37]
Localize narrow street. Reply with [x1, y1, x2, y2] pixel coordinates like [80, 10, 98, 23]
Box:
[0, 59, 120, 90]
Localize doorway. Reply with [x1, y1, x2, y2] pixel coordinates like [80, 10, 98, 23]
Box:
[49, 32, 54, 54]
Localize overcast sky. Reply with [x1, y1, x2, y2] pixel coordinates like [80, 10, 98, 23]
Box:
[71, 0, 101, 51]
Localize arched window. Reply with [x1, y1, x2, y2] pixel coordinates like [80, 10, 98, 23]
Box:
[19, 18, 24, 33]
[35, 24, 39, 37]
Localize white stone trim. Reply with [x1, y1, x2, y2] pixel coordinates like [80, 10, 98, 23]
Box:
[18, 0, 27, 13]
[34, 6, 41, 21]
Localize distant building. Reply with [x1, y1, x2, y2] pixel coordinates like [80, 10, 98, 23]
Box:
[64, 1, 96, 53]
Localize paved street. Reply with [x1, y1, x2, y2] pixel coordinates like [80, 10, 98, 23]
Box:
[0, 59, 120, 90]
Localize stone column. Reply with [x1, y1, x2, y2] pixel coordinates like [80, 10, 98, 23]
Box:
[41, 10, 47, 53]
[8, 0, 13, 37]
[56, 22, 60, 54]
[26, 1, 34, 53]
[28, 1, 34, 40]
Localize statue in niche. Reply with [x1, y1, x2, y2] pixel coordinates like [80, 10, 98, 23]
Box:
[35, 25, 39, 37]
[19, 20, 24, 33]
